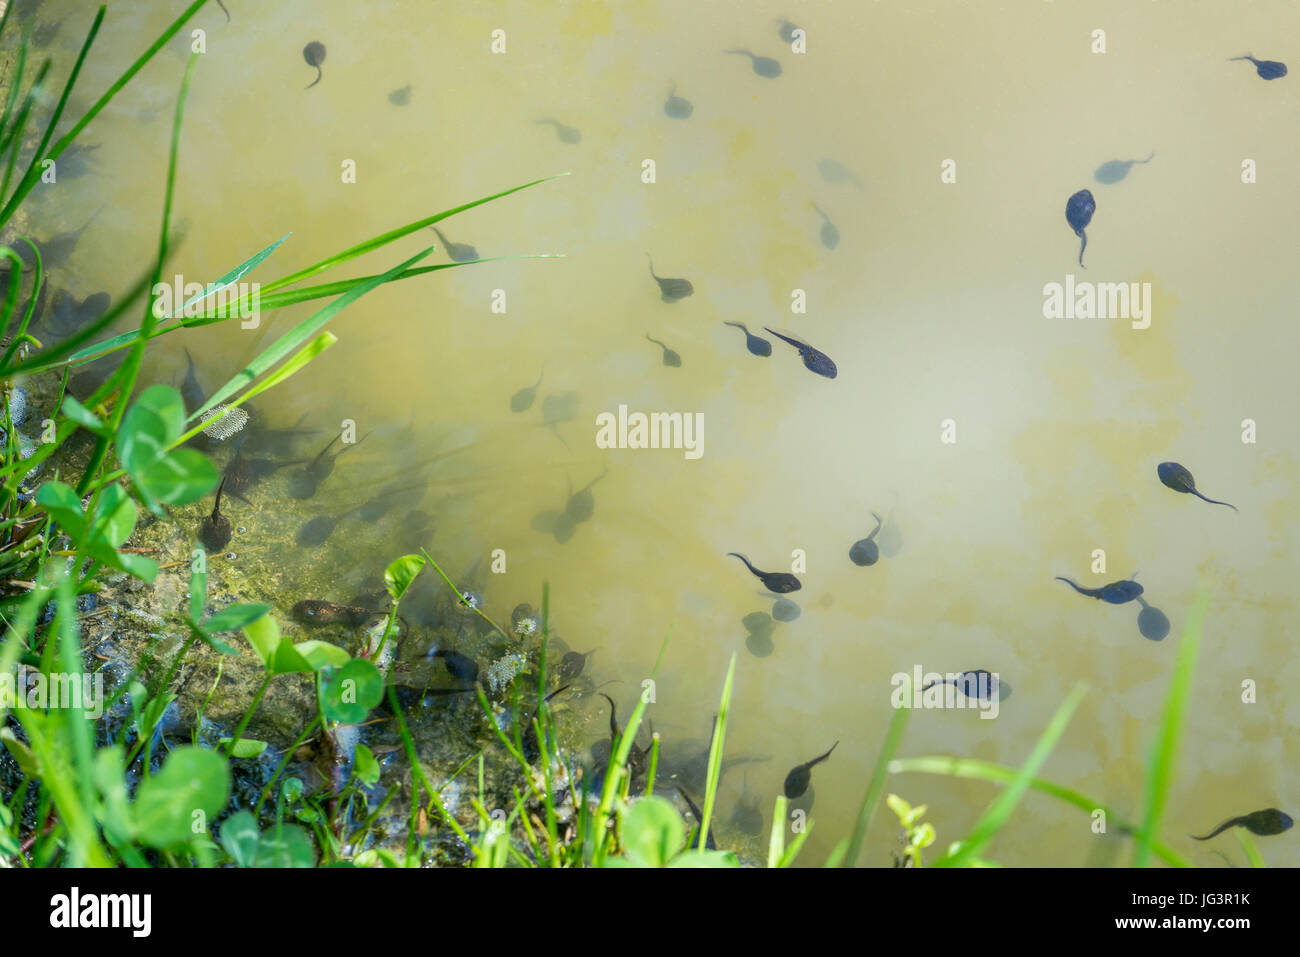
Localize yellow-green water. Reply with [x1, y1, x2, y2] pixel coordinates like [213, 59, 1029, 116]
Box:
[23, 0, 1300, 866]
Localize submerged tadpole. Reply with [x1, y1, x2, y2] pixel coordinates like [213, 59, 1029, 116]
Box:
[198, 478, 231, 552]
[783, 741, 837, 799]
[1065, 189, 1095, 268]
[645, 332, 682, 367]
[724, 321, 772, 356]
[1157, 462, 1237, 511]
[647, 254, 694, 303]
[724, 48, 782, 78]
[728, 552, 801, 593]
[764, 327, 837, 379]
[303, 42, 326, 89]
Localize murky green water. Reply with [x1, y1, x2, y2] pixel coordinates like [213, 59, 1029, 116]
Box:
[22, 0, 1300, 866]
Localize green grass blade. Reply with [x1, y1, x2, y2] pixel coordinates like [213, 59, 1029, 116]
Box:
[1235, 829, 1264, 868]
[0, 0, 211, 225]
[1135, 588, 1210, 868]
[891, 755, 1190, 867]
[766, 795, 787, 867]
[261, 173, 569, 293]
[698, 653, 735, 847]
[843, 674, 913, 867]
[933, 682, 1087, 867]
[188, 246, 434, 422]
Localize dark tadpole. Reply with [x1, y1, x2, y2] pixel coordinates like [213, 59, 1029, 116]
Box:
[677, 787, 717, 851]
[818, 158, 864, 189]
[294, 504, 365, 547]
[600, 693, 650, 781]
[849, 512, 883, 567]
[1136, 596, 1170, 641]
[1065, 189, 1095, 268]
[40, 207, 104, 270]
[1093, 153, 1154, 185]
[1230, 54, 1287, 80]
[728, 553, 801, 593]
[1157, 462, 1237, 511]
[645, 332, 682, 367]
[813, 204, 840, 249]
[224, 444, 303, 498]
[1193, 808, 1293, 841]
[763, 327, 837, 379]
[48, 290, 110, 337]
[198, 478, 232, 552]
[922, 670, 1002, 701]
[776, 18, 801, 44]
[724, 49, 782, 78]
[1056, 576, 1144, 605]
[53, 141, 100, 180]
[536, 118, 581, 143]
[181, 347, 204, 415]
[430, 226, 478, 263]
[784, 741, 837, 799]
[288, 432, 368, 499]
[510, 368, 543, 412]
[647, 254, 694, 303]
[292, 600, 379, 627]
[428, 648, 479, 684]
[724, 321, 771, 356]
[664, 82, 694, 119]
[565, 466, 607, 523]
[556, 648, 596, 682]
[303, 42, 326, 89]
[388, 84, 412, 106]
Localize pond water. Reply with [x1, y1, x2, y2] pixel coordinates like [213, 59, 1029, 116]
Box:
[20, 0, 1300, 866]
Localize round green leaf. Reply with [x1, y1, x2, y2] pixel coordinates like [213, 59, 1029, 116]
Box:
[384, 554, 424, 600]
[321, 658, 384, 723]
[219, 810, 260, 867]
[619, 796, 685, 868]
[133, 746, 230, 849]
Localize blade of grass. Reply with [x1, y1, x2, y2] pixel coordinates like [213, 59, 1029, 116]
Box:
[932, 682, 1087, 868]
[698, 653, 735, 848]
[1235, 829, 1264, 868]
[1134, 587, 1210, 868]
[843, 673, 913, 867]
[891, 755, 1189, 867]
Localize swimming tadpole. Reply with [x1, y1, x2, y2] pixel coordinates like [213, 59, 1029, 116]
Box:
[198, 477, 232, 552]
[677, 787, 717, 851]
[647, 254, 694, 303]
[1229, 54, 1287, 80]
[724, 321, 772, 356]
[510, 368, 543, 412]
[565, 466, 608, 523]
[430, 226, 478, 263]
[600, 693, 651, 782]
[292, 599, 379, 628]
[813, 204, 839, 249]
[645, 332, 682, 367]
[1157, 462, 1237, 511]
[1093, 153, 1154, 185]
[728, 553, 801, 593]
[664, 82, 694, 119]
[536, 118, 581, 143]
[388, 84, 412, 106]
[288, 432, 369, 499]
[427, 648, 480, 684]
[763, 327, 838, 379]
[818, 158, 864, 190]
[1065, 189, 1095, 268]
[848, 512, 883, 567]
[1192, 808, 1293, 841]
[1055, 576, 1144, 604]
[303, 42, 326, 89]
[776, 19, 801, 44]
[556, 648, 596, 682]
[922, 670, 1004, 701]
[724, 48, 782, 78]
[783, 741, 837, 799]
[38, 206, 103, 271]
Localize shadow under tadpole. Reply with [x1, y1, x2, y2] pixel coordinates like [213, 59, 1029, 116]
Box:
[743, 611, 775, 657]
[1136, 596, 1170, 641]
[761, 591, 801, 621]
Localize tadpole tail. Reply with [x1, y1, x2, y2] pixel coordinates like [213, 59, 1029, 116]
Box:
[306, 66, 322, 90]
[1191, 819, 1237, 841]
[217, 0, 230, 22]
[1077, 229, 1088, 269]
[1195, 491, 1238, 511]
[1055, 576, 1091, 597]
[727, 552, 757, 575]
